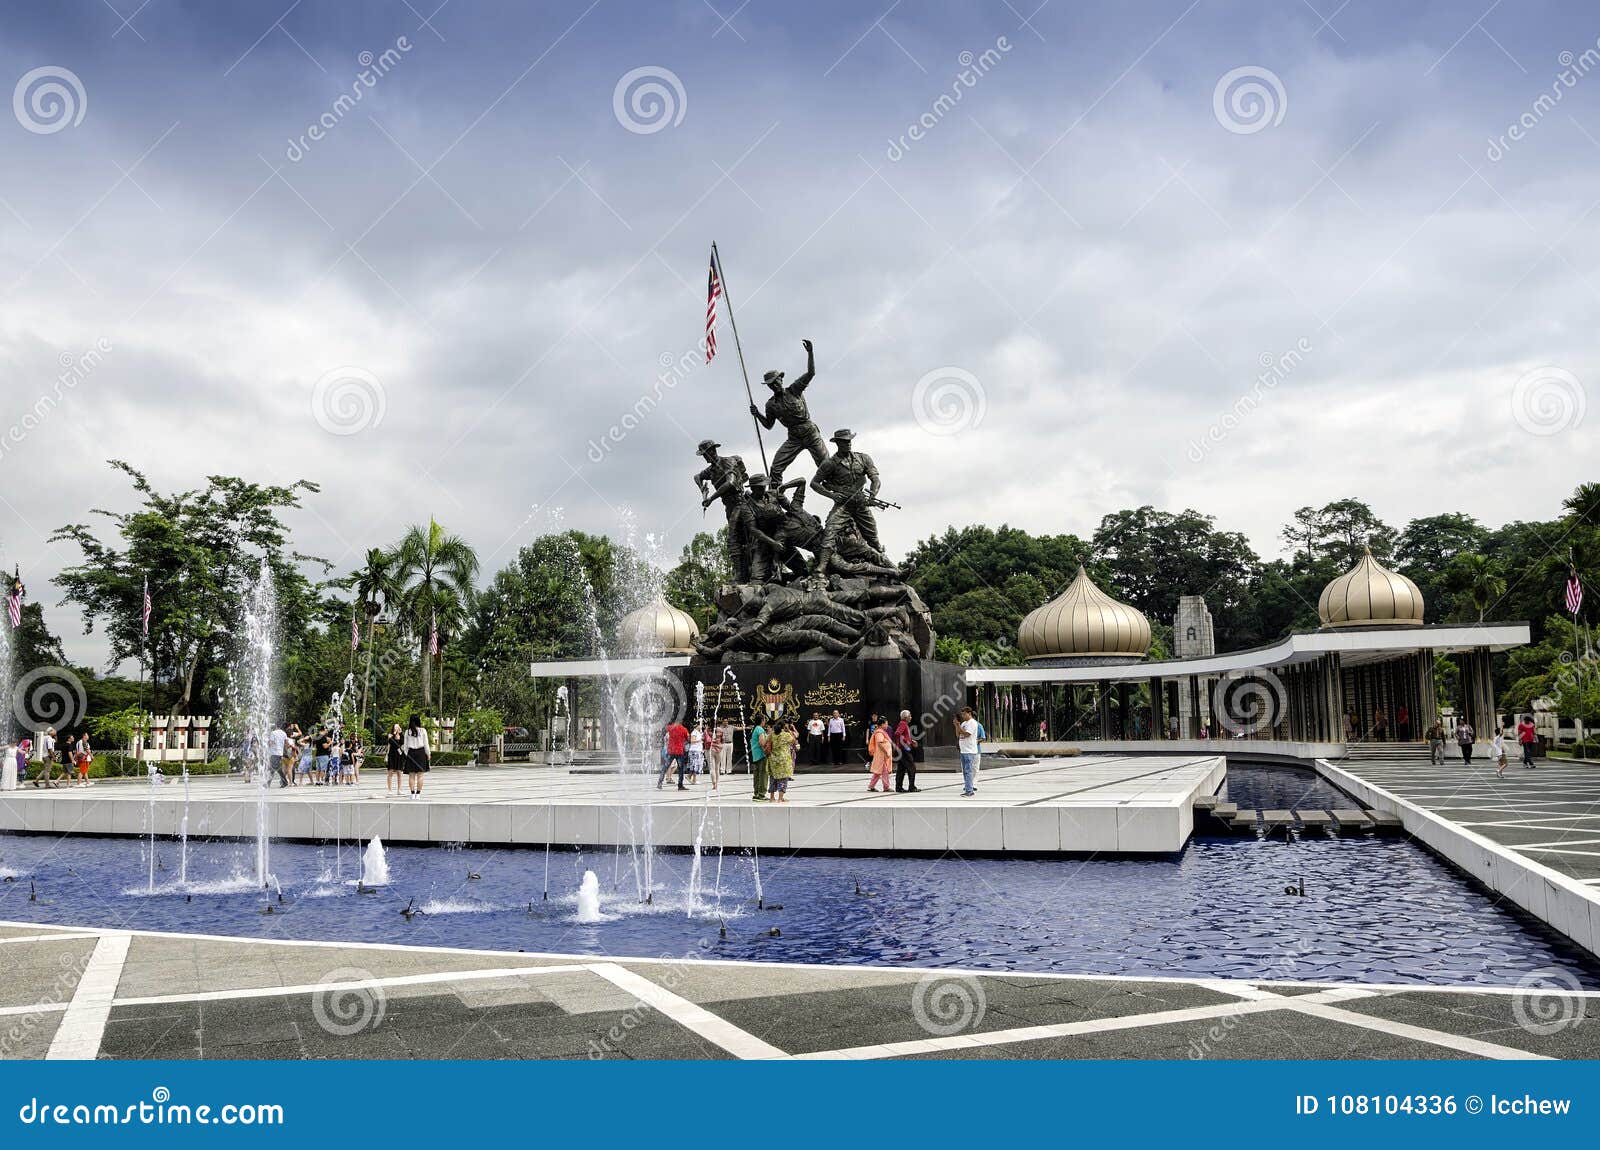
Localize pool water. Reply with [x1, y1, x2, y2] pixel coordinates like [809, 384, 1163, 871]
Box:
[1, 813, 1595, 988]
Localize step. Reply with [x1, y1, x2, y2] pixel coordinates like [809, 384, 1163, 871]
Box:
[1260, 809, 1295, 827]
[1366, 810, 1404, 831]
[1294, 810, 1333, 827]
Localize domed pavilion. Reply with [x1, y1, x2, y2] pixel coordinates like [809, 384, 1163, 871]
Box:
[965, 545, 1525, 754]
[617, 593, 700, 656]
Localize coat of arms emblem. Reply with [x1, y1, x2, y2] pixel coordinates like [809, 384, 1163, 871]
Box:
[756, 677, 798, 719]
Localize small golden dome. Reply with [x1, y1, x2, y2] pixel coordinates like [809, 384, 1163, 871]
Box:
[618, 593, 700, 654]
[1317, 548, 1424, 629]
[1018, 566, 1151, 663]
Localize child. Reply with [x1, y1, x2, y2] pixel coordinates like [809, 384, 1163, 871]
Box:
[1492, 727, 1507, 777]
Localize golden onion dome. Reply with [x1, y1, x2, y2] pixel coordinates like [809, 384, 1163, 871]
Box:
[1018, 566, 1151, 663]
[1317, 547, 1424, 629]
[617, 593, 700, 654]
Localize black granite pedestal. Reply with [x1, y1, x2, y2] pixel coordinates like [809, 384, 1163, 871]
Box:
[671, 659, 967, 763]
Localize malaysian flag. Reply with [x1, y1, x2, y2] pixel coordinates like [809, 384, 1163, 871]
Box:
[705, 249, 722, 364]
[429, 611, 439, 656]
[5, 579, 20, 630]
[142, 578, 151, 637]
[1568, 569, 1584, 615]
[351, 607, 360, 651]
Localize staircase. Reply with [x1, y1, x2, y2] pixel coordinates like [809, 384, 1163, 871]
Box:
[1339, 741, 1433, 763]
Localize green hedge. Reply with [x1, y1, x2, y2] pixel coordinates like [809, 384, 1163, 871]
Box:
[32, 753, 238, 780]
[431, 750, 475, 766]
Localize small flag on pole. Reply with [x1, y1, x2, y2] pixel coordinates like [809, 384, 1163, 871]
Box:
[429, 611, 439, 656]
[6, 579, 21, 630]
[142, 577, 151, 637]
[351, 607, 360, 651]
[1567, 569, 1584, 615]
[705, 248, 722, 363]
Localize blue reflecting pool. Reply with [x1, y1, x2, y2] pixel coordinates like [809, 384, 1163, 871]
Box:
[1, 817, 1594, 988]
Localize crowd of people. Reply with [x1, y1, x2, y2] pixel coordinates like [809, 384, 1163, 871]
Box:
[1425, 715, 1541, 777]
[254, 715, 434, 797]
[1, 726, 95, 789]
[654, 706, 986, 801]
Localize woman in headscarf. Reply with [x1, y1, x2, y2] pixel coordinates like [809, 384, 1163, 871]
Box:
[867, 717, 894, 793]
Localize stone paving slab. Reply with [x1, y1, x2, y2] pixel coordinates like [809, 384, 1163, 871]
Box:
[5, 921, 1596, 1061]
[891, 1011, 1485, 1060]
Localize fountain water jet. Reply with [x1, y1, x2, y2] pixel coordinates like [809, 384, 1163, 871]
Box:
[361, 837, 389, 886]
[575, 869, 602, 922]
[237, 560, 279, 890]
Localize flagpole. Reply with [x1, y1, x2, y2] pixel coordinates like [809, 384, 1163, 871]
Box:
[710, 241, 770, 474]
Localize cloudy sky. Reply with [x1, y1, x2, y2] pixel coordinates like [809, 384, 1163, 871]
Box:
[1, 0, 1595, 670]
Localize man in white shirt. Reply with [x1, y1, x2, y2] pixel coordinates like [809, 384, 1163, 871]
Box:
[826, 710, 847, 766]
[955, 708, 980, 796]
[805, 714, 826, 765]
[35, 727, 57, 787]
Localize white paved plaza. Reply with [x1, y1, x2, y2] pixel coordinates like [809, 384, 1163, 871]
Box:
[0, 755, 1225, 854]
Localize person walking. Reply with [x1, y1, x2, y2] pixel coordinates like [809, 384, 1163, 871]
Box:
[956, 707, 981, 796]
[266, 723, 290, 788]
[1492, 727, 1508, 777]
[687, 724, 705, 785]
[826, 710, 846, 766]
[385, 723, 405, 793]
[71, 732, 91, 786]
[1426, 720, 1446, 764]
[749, 718, 770, 801]
[1396, 704, 1411, 742]
[866, 717, 894, 793]
[1455, 718, 1475, 765]
[767, 719, 798, 802]
[1516, 714, 1538, 768]
[893, 709, 918, 793]
[402, 714, 431, 797]
[806, 713, 826, 765]
[34, 727, 56, 788]
[657, 720, 690, 790]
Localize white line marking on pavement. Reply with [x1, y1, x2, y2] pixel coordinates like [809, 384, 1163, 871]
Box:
[46, 930, 130, 1060]
[114, 962, 595, 1007]
[0, 933, 101, 945]
[586, 961, 787, 1059]
[796, 996, 1297, 1059]
[1285, 1000, 1552, 1061]
[0, 1002, 69, 1018]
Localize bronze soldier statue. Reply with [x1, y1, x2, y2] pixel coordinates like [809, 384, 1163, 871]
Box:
[809, 428, 891, 574]
[749, 338, 827, 484]
[694, 439, 754, 583]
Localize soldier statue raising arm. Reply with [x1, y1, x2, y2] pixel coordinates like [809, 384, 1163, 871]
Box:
[749, 339, 827, 484]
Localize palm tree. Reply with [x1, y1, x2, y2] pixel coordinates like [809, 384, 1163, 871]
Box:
[350, 547, 401, 737]
[393, 519, 479, 707]
[1454, 553, 1507, 623]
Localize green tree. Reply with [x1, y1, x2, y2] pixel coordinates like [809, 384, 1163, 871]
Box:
[393, 518, 479, 707]
[665, 529, 730, 629]
[1395, 512, 1488, 621]
[51, 461, 323, 713]
[1449, 553, 1508, 622]
[346, 547, 402, 734]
